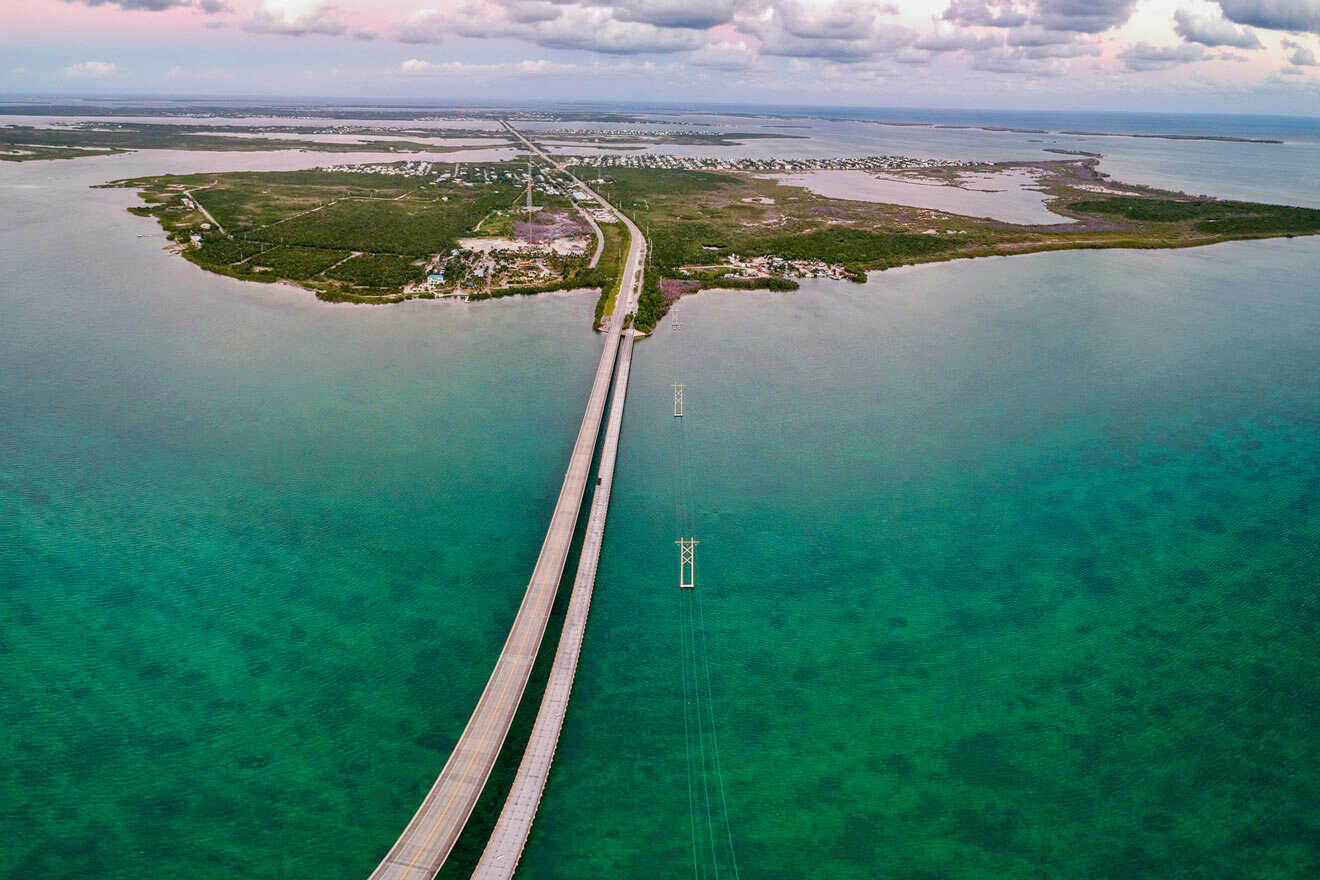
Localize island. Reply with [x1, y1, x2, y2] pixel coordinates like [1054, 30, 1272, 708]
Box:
[111, 153, 1320, 334]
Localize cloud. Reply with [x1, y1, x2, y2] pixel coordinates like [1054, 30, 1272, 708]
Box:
[1007, 25, 1076, 46]
[64, 60, 118, 78]
[1118, 41, 1205, 70]
[915, 30, 1002, 51]
[1032, 0, 1137, 33]
[1173, 8, 1262, 48]
[942, 0, 1029, 28]
[502, 0, 562, 24]
[534, 7, 707, 52]
[400, 57, 576, 76]
[1019, 39, 1098, 57]
[1218, 1, 1320, 35]
[1289, 44, 1318, 62]
[739, 2, 916, 62]
[60, 0, 227, 10]
[969, 46, 1063, 73]
[241, 2, 346, 36]
[942, 0, 1136, 34]
[611, 0, 745, 29]
[689, 40, 761, 69]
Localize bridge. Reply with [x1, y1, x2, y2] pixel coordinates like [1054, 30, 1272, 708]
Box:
[366, 123, 645, 880]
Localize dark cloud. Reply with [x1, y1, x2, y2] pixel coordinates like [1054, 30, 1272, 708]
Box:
[943, 0, 1136, 34]
[60, 0, 226, 10]
[502, 1, 563, 24]
[611, 0, 745, 29]
[738, 2, 915, 62]
[1173, 8, 1262, 48]
[61, 0, 189, 9]
[1118, 41, 1205, 70]
[1218, 0, 1320, 35]
[1032, 0, 1137, 33]
[942, 1, 1029, 28]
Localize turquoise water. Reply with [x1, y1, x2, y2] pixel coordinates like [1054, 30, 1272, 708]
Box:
[3, 135, 1320, 879]
[518, 242, 1320, 879]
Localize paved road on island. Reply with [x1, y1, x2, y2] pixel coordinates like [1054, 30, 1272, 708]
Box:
[182, 188, 225, 234]
[366, 122, 645, 880]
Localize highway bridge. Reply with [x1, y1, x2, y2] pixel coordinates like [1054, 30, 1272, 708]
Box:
[366, 122, 645, 880]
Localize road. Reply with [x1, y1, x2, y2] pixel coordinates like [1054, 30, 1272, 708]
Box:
[182, 188, 224, 234]
[366, 122, 645, 880]
[468, 124, 644, 880]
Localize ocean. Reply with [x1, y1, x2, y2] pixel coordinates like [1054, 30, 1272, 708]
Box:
[2, 110, 1318, 879]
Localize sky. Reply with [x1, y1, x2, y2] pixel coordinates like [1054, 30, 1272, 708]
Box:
[4, 0, 1320, 113]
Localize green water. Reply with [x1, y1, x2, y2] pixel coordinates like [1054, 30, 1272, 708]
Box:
[518, 243, 1320, 880]
[3, 161, 1319, 879]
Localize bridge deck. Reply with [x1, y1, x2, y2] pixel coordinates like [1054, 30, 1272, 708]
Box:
[471, 325, 636, 879]
[366, 123, 643, 880]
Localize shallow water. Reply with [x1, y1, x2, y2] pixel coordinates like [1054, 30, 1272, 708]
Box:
[3, 115, 1320, 880]
[515, 241, 1320, 879]
[766, 167, 1066, 225]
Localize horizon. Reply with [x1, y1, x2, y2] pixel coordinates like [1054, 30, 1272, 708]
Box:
[5, 0, 1320, 114]
[5, 95, 1320, 126]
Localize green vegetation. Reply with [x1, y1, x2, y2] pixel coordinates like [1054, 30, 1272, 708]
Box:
[1, 143, 124, 162]
[325, 254, 425, 288]
[633, 273, 665, 334]
[759, 227, 953, 266]
[1072, 196, 1320, 236]
[118, 158, 1320, 324]
[589, 163, 1320, 331]
[592, 222, 628, 330]
[118, 163, 611, 305]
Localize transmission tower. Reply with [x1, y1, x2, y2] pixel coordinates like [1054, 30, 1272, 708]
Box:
[526, 158, 534, 214]
[676, 538, 699, 589]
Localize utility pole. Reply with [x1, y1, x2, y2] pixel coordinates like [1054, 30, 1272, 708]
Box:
[525, 158, 531, 213]
[676, 538, 698, 589]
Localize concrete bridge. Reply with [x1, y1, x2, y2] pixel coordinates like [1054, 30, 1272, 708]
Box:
[366, 123, 645, 880]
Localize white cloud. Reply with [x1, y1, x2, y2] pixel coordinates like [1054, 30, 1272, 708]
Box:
[64, 60, 118, 78]
[241, 2, 346, 36]
[1174, 8, 1262, 48]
